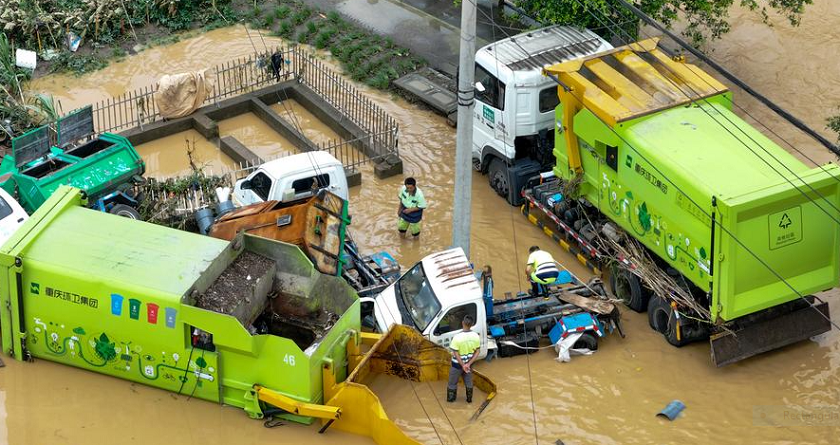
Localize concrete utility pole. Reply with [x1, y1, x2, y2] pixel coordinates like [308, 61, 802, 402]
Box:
[451, 0, 477, 257]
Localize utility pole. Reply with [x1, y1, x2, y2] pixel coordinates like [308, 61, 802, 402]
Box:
[451, 0, 477, 257]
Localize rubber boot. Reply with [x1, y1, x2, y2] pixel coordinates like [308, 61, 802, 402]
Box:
[466, 388, 474, 404]
[446, 388, 456, 403]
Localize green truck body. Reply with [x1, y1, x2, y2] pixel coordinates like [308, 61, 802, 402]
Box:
[0, 186, 359, 422]
[553, 95, 840, 323]
[0, 132, 145, 214]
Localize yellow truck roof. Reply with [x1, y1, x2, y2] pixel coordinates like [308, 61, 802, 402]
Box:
[544, 37, 728, 126]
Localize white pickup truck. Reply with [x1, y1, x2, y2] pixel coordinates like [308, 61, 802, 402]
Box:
[232, 152, 349, 206]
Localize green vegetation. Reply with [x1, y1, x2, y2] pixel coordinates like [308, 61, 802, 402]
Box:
[0, 0, 238, 75]
[513, 0, 813, 47]
[828, 113, 840, 143]
[0, 34, 59, 145]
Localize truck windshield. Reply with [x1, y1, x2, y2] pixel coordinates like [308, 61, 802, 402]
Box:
[395, 263, 441, 332]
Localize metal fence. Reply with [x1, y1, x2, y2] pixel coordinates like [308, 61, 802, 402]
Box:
[293, 51, 399, 161]
[86, 46, 398, 169]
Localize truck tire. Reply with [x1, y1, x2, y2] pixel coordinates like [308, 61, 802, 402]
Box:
[608, 265, 650, 312]
[572, 332, 598, 351]
[647, 296, 670, 333]
[646, 297, 693, 347]
[488, 158, 510, 201]
[110, 204, 142, 220]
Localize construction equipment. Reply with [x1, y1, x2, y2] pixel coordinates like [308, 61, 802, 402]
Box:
[502, 33, 839, 365]
[0, 186, 495, 444]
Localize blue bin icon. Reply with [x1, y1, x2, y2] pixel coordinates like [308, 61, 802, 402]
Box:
[164, 307, 177, 328]
[110, 293, 124, 316]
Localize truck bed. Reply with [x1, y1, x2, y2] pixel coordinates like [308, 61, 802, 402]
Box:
[196, 251, 275, 327]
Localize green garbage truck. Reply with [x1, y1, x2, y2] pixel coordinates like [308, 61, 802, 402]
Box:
[0, 186, 496, 445]
[0, 107, 145, 218]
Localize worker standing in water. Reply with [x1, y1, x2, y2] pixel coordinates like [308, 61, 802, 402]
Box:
[447, 315, 481, 403]
[397, 177, 427, 238]
[525, 245, 565, 296]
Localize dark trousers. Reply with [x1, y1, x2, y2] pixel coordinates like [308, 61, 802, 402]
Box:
[447, 363, 474, 390]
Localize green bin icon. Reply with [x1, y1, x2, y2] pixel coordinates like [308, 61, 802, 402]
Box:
[129, 298, 141, 320]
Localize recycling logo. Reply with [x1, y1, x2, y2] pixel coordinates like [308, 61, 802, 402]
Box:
[778, 213, 792, 229]
[30, 282, 39, 295]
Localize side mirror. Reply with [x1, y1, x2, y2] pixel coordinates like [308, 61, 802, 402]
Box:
[475, 81, 486, 93]
[240, 179, 252, 190]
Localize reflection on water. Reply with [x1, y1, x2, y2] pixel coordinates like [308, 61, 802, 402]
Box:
[17, 10, 840, 445]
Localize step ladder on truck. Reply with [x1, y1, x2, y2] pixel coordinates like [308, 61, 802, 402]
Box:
[471, 25, 840, 365]
[0, 186, 496, 445]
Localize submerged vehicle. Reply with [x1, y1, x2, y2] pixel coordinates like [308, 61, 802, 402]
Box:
[0, 186, 496, 444]
[206, 190, 400, 296]
[488, 30, 840, 365]
[0, 107, 145, 218]
[362, 248, 622, 358]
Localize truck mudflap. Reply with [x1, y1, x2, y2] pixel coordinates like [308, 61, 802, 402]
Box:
[256, 324, 497, 445]
[710, 299, 831, 367]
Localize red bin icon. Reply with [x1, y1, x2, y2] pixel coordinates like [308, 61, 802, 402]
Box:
[147, 303, 160, 324]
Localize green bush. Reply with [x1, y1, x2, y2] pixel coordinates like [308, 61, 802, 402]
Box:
[275, 5, 291, 19]
[277, 20, 294, 37]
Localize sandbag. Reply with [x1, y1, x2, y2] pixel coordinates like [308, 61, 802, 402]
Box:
[155, 70, 214, 119]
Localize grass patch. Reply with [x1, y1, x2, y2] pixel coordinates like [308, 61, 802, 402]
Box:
[49, 51, 109, 76]
[275, 5, 292, 19]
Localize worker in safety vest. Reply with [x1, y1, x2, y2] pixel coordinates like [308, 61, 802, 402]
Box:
[525, 245, 563, 296]
[397, 177, 427, 238]
[447, 315, 481, 403]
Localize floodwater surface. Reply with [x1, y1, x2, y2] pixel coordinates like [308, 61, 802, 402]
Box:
[17, 11, 840, 445]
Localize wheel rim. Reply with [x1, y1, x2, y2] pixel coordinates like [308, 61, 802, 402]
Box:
[491, 170, 509, 196]
[615, 273, 632, 304]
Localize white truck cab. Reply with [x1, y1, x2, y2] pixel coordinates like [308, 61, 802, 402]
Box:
[0, 187, 28, 246]
[232, 152, 349, 206]
[362, 248, 490, 359]
[472, 25, 612, 205]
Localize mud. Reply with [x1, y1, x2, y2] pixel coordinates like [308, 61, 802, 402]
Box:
[16, 11, 840, 445]
[135, 129, 237, 177]
[218, 113, 297, 161]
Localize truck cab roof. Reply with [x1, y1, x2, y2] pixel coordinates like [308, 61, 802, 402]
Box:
[259, 152, 342, 179]
[421, 248, 482, 304]
[476, 25, 612, 85]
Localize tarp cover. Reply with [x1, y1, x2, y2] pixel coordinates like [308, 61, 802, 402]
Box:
[155, 70, 213, 119]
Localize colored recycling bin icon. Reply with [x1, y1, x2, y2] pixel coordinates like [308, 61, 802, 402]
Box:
[147, 303, 159, 324]
[164, 307, 177, 328]
[110, 294, 124, 316]
[129, 298, 141, 320]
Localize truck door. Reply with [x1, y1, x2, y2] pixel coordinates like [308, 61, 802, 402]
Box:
[474, 63, 508, 151]
[427, 302, 479, 353]
[234, 170, 273, 205]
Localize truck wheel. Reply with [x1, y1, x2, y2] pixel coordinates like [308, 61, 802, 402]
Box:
[647, 296, 670, 333]
[572, 332, 598, 351]
[608, 265, 650, 312]
[488, 158, 510, 201]
[110, 204, 142, 220]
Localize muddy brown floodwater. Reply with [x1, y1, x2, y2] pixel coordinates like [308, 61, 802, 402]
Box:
[15, 10, 840, 445]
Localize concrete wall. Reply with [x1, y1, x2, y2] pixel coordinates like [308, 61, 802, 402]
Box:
[119, 82, 403, 183]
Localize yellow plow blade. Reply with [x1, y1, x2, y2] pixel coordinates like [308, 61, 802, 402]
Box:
[324, 324, 497, 444]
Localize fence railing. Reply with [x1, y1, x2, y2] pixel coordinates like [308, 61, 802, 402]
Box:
[85, 47, 398, 170]
[293, 52, 399, 160]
